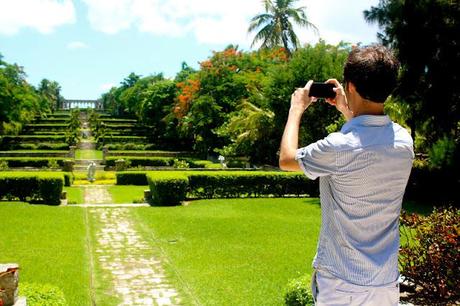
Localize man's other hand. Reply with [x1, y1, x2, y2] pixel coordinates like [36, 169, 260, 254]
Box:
[290, 80, 315, 114]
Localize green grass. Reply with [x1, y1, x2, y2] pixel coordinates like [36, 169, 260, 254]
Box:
[75, 149, 102, 160]
[107, 185, 148, 203]
[131, 198, 321, 305]
[0, 203, 91, 306]
[65, 186, 85, 204]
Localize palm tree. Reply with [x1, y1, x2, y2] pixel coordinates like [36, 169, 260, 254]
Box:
[248, 0, 317, 56]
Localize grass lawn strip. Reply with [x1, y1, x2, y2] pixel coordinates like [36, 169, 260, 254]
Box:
[88, 207, 182, 305]
[131, 198, 321, 305]
[0, 203, 91, 305]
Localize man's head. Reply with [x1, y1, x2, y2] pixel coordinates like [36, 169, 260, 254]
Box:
[343, 45, 399, 103]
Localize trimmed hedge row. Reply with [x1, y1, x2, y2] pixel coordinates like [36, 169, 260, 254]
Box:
[107, 150, 196, 158]
[0, 157, 70, 168]
[105, 157, 212, 168]
[0, 172, 64, 204]
[117, 171, 317, 205]
[2, 135, 67, 143]
[4, 143, 70, 150]
[97, 136, 147, 144]
[0, 151, 69, 157]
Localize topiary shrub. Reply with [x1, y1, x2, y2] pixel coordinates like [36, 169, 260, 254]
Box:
[147, 173, 188, 206]
[283, 274, 314, 306]
[116, 171, 148, 185]
[20, 282, 67, 306]
[399, 207, 460, 305]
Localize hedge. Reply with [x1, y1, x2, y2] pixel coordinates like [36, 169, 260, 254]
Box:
[142, 171, 317, 205]
[0, 157, 69, 168]
[116, 171, 148, 185]
[186, 171, 317, 198]
[0, 151, 69, 158]
[2, 135, 68, 143]
[106, 150, 196, 158]
[0, 172, 64, 204]
[147, 173, 188, 206]
[105, 157, 210, 168]
[5, 143, 70, 150]
[97, 136, 147, 144]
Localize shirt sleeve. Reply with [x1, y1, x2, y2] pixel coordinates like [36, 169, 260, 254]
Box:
[295, 137, 337, 180]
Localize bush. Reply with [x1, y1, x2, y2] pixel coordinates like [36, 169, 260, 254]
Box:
[405, 163, 459, 205]
[5, 143, 70, 151]
[0, 172, 64, 205]
[116, 171, 148, 185]
[284, 275, 314, 306]
[0, 160, 8, 170]
[106, 157, 172, 167]
[399, 207, 460, 304]
[20, 282, 67, 306]
[0, 157, 68, 168]
[428, 136, 456, 169]
[187, 171, 317, 198]
[147, 173, 188, 206]
[63, 172, 74, 186]
[173, 158, 189, 169]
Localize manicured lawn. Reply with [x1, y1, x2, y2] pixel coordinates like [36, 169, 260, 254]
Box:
[0, 203, 91, 306]
[131, 198, 321, 305]
[75, 149, 102, 160]
[107, 185, 148, 203]
[64, 186, 85, 204]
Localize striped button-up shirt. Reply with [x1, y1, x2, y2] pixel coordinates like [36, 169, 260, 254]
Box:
[296, 115, 414, 286]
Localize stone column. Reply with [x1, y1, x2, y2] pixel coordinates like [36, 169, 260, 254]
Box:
[102, 146, 109, 163]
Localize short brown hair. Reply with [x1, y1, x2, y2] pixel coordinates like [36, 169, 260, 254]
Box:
[343, 45, 399, 103]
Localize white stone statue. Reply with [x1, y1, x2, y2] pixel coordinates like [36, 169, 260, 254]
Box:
[87, 162, 96, 182]
[218, 155, 227, 168]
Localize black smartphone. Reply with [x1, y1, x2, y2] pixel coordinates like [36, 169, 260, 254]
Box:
[308, 82, 336, 99]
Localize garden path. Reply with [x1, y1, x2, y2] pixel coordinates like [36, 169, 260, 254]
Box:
[78, 112, 183, 305]
[87, 207, 182, 306]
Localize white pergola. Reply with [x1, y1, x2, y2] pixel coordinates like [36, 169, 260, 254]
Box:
[62, 99, 103, 110]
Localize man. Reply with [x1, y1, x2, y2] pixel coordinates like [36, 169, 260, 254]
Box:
[279, 45, 414, 305]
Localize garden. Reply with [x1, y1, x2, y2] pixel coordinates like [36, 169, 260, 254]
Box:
[1, 0, 459, 305]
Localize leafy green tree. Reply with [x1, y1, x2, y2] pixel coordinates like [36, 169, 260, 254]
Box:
[37, 78, 62, 112]
[364, 0, 460, 146]
[248, 0, 317, 56]
[0, 55, 43, 135]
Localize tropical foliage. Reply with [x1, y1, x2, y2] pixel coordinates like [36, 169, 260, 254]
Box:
[0, 54, 63, 136]
[248, 0, 317, 56]
[101, 41, 349, 163]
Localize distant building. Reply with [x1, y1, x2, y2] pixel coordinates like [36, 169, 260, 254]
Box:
[62, 99, 103, 110]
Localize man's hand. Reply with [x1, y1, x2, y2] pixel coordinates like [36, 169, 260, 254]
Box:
[325, 79, 353, 121]
[279, 80, 315, 171]
[290, 80, 315, 115]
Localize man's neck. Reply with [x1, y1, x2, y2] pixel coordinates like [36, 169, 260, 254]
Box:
[352, 99, 385, 118]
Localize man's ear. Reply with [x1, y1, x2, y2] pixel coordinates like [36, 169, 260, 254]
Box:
[347, 81, 357, 94]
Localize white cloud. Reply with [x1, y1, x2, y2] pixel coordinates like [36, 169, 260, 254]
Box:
[67, 41, 89, 50]
[0, 0, 76, 35]
[82, 0, 379, 47]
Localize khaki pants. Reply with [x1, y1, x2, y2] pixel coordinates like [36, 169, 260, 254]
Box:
[311, 269, 399, 306]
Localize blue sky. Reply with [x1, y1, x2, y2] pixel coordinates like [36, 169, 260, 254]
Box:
[0, 0, 380, 100]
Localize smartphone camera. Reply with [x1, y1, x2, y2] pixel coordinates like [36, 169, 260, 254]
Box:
[308, 82, 336, 99]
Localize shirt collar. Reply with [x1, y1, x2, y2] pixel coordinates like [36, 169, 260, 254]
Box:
[341, 115, 391, 133]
